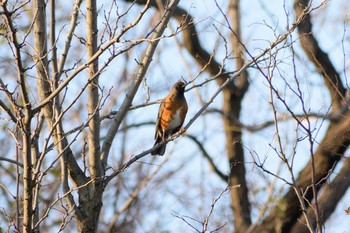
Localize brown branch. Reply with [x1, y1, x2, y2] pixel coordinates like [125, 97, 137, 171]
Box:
[56, 0, 83, 80]
[186, 134, 228, 182]
[0, 99, 18, 124]
[3, 1, 34, 231]
[0, 156, 23, 168]
[295, 0, 346, 112]
[86, 0, 103, 179]
[1, 1, 29, 106]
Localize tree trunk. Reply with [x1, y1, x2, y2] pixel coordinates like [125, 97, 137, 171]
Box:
[75, 0, 103, 232]
[22, 114, 33, 233]
[226, 1, 251, 232]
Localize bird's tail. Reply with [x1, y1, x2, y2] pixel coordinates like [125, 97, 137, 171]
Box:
[151, 137, 166, 156]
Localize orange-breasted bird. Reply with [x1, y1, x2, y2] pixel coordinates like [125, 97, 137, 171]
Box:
[151, 81, 188, 156]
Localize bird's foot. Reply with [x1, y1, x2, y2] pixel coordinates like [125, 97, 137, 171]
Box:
[178, 127, 186, 134]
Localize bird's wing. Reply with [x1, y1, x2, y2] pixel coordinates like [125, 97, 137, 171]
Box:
[154, 99, 165, 139]
[180, 99, 188, 125]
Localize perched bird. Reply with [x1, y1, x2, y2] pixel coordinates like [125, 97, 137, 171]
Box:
[151, 81, 188, 156]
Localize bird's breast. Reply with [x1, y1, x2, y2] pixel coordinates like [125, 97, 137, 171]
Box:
[166, 108, 182, 130]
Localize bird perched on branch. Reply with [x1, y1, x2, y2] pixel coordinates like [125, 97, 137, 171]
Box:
[151, 81, 188, 156]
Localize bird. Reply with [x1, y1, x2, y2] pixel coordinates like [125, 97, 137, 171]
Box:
[151, 81, 188, 156]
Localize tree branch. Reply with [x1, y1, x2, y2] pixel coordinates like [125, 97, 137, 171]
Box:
[86, 0, 103, 180]
[0, 156, 23, 168]
[186, 134, 228, 182]
[56, 0, 83, 80]
[295, 0, 346, 112]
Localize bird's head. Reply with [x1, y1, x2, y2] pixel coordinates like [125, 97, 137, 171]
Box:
[173, 81, 186, 94]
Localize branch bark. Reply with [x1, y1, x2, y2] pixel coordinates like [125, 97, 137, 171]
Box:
[22, 113, 33, 233]
[186, 134, 228, 182]
[294, 0, 346, 112]
[225, 1, 251, 231]
[86, 0, 102, 181]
